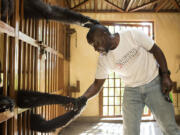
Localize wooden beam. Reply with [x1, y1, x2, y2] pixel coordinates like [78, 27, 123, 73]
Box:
[76, 10, 179, 13]
[129, 0, 160, 12]
[155, 0, 168, 12]
[0, 110, 15, 123]
[71, 0, 89, 10]
[169, 0, 180, 11]
[126, 0, 134, 12]
[11, 0, 20, 134]
[122, 0, 128, 9]
[94, 0, 98, 12]
[0, 21, 15, 37]
[104, 0, 124, 12]
[65, 0, 71, 8]
[0, 23, 63, 59]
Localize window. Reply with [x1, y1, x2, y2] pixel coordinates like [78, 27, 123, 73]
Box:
[99, 22, 154, 117]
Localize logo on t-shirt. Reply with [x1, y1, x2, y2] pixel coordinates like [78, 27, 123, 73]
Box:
[116, 48, 139, 69]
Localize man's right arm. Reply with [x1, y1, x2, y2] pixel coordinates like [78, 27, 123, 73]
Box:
[82, 79, 106, 99]
[71, 79, 105, 111]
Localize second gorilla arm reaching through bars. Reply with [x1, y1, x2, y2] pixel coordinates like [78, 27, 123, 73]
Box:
[1, 0, 99, 27]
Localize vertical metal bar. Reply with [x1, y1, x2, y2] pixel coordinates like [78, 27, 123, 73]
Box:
[53, 54, 55, 92]
[22, 112, 26, 135]
[2, 33, 9, 135]
[52, 22, 54, 49]
[26, 110, 30, 135]
[28, 46, 32, 90]
[18, 114, 22, 135]
[45, 21, 48, 46]
[55, 56, 57, 91]
[10, 0, 19, 134]
[31, 47, 34, 90]
[42, 20, 45, 43]
[56, 23, 59, 53]
[22, 43, 26, 90]
[54, 22, 56, 50]
[48, 52, 50, 121]
[48, 22, 50, 47]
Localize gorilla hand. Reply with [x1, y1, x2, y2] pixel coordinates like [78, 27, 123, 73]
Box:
[81, 16, 100, 28]
[72, 96, 87, 112]
[0, 95, 14, 112]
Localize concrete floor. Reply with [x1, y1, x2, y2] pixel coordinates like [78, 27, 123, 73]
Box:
[59, 117, 163, 135]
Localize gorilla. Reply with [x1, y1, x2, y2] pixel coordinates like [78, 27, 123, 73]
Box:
[1, 0, 99, 27]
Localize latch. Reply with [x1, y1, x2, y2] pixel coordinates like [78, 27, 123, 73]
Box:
[38, 41, 47, 60]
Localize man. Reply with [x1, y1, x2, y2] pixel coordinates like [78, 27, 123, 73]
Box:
[76, 24, 180, 135]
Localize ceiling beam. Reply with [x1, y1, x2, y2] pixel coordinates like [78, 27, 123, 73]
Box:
[155, 0, 168, 12]
[129, 0, 160, 12]
[76, 10, 180, 13]
[71, 0, 90, 10]
[65, 0, 71, 8]
[104, 0, 124, 12]
[126, 0, 134, 12]
[94, 0, 98, 12]
[169, 0, 180, 11]
[122, 0, 128, 9]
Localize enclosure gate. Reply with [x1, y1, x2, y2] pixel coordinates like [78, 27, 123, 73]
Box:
[0, 0, 70, 134]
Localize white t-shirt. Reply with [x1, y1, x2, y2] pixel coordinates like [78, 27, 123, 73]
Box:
[95, 30, 159, 87]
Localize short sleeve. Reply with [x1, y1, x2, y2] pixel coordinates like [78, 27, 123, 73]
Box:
[95, 56, 109, 79]
[131, 30, 155, 50]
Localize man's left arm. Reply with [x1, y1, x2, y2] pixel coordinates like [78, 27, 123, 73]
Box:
[149, 43, 173, 95]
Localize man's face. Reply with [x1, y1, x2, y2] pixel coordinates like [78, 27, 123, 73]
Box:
[88, 32, 111, 54]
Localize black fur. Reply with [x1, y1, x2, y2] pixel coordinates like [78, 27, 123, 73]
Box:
[0, 95, 14, 112]
[0, 62, 15, 113]
[30, 110, 82, 132]
[17, 90, 87, 132]
[17, 90, 76, 108]
[1, 0, 99, 27]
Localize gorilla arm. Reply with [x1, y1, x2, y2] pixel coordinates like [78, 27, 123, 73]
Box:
[1, 0, 99, 27]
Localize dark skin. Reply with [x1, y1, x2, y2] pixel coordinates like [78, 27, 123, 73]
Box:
[149, 44, 173, 96]
[83, 25, 173, 100]
[83, 25, 120, 99]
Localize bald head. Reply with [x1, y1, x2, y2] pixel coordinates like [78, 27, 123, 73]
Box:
[86, 24, 110, 44]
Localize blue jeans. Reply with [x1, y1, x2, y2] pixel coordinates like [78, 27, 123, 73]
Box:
[123, 75, 180, 135]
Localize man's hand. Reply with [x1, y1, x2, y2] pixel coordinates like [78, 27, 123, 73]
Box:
[73, 96, 87, 111]
[161, 74, 173, 103]
[65, 96, 87, 112]
[161, 75, 173, 95]
[0, 95, 14, 112]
